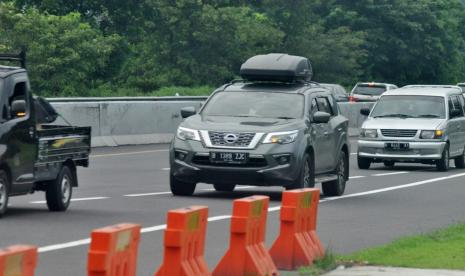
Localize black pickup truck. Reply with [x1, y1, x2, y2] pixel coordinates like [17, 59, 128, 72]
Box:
[0, 52, 91, 217]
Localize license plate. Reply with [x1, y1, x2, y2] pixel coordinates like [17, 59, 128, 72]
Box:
[210, 152, 249, 164]
[385, 142, 409, 151]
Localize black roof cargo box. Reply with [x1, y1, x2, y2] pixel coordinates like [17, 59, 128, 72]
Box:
[240, 53, 313, 83]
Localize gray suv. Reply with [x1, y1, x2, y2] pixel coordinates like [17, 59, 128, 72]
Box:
[358, 85, 465, 171]
[169, 54, 350, 196]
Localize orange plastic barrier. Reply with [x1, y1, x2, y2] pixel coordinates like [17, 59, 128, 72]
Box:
[87, 223, 141, 276]
[213, 196, 278, 276]
[155, 206, 210, 276]
[269, 188, 324, 270]
[0, 245, 37, 276]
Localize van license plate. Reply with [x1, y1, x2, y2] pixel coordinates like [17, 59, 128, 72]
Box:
[385, 142, 409, 151]
[210, 152, 249, 164]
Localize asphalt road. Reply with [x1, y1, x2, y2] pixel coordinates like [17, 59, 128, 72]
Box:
[1, 140, 465, 275]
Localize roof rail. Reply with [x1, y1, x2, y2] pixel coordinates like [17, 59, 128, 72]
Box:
[228, 78, 320, 86]
[402, 85, 461, 90]
[0, 50, 26, 68]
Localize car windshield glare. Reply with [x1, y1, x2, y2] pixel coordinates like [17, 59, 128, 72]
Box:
[371, 95, 446, 119]
[201, 91, 304, 119]
[353, 85, 386, 95]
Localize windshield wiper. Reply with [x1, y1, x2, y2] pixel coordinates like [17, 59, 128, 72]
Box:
[374, 114, 412, 118]
[416, 114, 440, 118]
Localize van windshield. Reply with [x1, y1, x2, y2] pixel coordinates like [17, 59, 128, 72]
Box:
[202, 91, 304, 119]
[371, 95, 445, 119]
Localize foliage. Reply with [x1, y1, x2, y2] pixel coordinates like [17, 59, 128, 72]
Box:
[1, 0, 465, 96]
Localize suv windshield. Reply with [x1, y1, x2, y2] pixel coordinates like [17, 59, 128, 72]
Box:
[202, 91, 304, 119]
[458, 85, 465, 93]
[353, 84, 387, 95]
[371, 95, 446, 119]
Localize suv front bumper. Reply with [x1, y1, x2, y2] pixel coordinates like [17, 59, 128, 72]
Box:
[170, 139, 304, 187]
[358, 139, 446, 160]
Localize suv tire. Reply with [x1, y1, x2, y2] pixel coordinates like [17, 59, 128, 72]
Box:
[436, 145, 450, 172]
[213, 183, 236, 192]
[383, 160, 395, 168]
[0, 170, 9, 217]
[357, 155, 371, 170]
[46, 165, 73, 212]
[454, 147, 465, 169]
[170, 174, 196, 196]
[323, 151, 347, 196]
[287, 153, 314, 190]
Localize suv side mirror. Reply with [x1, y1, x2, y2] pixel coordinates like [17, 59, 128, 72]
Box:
[360, 107, 370, 116]
[181, 106, 196, 118]
[312, 111, 331, 124]
[450, 109, 460, 118]
[11, 100, 26, 117]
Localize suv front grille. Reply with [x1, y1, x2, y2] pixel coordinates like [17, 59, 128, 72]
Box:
[208, 131, 255, 147]
[192, 155, 267, 167]
[381, 129, 418, 137]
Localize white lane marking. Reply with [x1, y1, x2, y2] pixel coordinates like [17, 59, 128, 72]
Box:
[30, 197, 108, 204]
[161, 168, 170, 171]
[372, 171, 409, 177]
[124, 192, 172, 197]
[349, 176, 365, 179]
[350, 153, 357, 155]
[37, 172, 465, 253]
[91, 149, 168, 158]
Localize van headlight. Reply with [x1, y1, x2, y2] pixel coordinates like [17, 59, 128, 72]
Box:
[176, 127, 201, 141]
[420, 130, 443, 139]
[360, 128, 378, 138]
[263, 130, 298, 144]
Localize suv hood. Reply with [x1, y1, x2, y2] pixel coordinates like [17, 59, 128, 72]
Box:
[362, 118, 444, 130]
[181, 115, 304, 133]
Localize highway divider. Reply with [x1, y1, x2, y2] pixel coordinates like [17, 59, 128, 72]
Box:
[0, 189, 325, 275]
[47, 97, 373, 147]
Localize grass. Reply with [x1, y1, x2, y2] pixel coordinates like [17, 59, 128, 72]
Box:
[299, 223, 465, 275]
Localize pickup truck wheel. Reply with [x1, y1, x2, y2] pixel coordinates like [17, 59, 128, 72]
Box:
[213, 184, 236, 192]
[383, 161, 395, 168]
[46, 166, 73, 211]
[436, 145, 450, 172]
[170, 174, 196, 196]
[287, 153, 314, 190]
[0, 171, 9, 217]
[357, 155, 371, 169]
[454, 147, 465, 169]
[323, 151, 347, 196]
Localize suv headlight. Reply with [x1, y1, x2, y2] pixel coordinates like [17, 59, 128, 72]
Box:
[176, 127, 201, 141]
[263, 130, 298, 144]
[360, 128, 378, 138]
[420, 130, 443, 139]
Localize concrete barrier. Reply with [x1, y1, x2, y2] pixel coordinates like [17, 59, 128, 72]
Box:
[48, 97, 373, 147]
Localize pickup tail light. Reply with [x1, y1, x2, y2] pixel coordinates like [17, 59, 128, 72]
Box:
[349, 96, 357, 102]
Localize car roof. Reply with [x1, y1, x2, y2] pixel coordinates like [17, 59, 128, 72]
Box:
[457, 83, 465, 86]
[383, 86, 462, 97]
[220, 81, 325, 95]
[0, 65, 26, 79]
[355, 82, 396, 86]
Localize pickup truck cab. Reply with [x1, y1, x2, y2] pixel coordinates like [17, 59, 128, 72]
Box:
[170, 54, 350, 196]
[0, 53, 91, 217]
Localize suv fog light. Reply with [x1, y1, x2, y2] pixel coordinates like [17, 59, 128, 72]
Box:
[274, 154, 291, 165]
[175, 150, 188, 161]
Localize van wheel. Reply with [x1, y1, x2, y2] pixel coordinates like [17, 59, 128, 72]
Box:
[436, 145, 450, 172]
[454, 147, 465, 169]
[383, 160, 395, 168]
[0, 171, 10, 217]
[358, 155, 371, 169]
[170, 174, 196, 196]
[46, 165, 73, 212]
[287, 153, 314, 190]
[213, 184, 236, 192]
[323, 151, 347, 196]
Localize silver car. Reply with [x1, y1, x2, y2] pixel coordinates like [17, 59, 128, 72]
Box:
[349, 82, 398, 102]
[357, 85, 465, 171]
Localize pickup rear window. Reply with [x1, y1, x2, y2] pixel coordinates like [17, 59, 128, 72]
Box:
[371, 95, 445, 119]
[353, 84, 387, 95]
[202, 91, 304, 119]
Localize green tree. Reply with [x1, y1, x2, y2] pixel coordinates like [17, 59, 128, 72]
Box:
[0, 2, 121, 96]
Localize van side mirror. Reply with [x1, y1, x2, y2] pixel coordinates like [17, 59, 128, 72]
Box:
[360, 107, 370, 116]
[450, 109, 460, 118]
[180, 106, 196, 118]
[11, 100, 26, 117]
[312, 111, 331, 124]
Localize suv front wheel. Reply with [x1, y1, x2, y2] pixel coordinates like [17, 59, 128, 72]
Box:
[323, 151, 347, 196]
[170, 174, 197, 196]
[454, 146, 465, 169]
[357, 155, 371, 170]
[436, 145, 450, 172]
[286, 153, 314, 190]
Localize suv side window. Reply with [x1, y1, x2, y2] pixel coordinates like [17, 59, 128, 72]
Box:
[451, 96, 464, 117]
[7, 81, 29, 120]
[316, 97, 334, 116]
[458, 95, 465, 113]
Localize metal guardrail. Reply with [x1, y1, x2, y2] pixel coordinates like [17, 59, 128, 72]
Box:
[46, 96, 209, 103]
